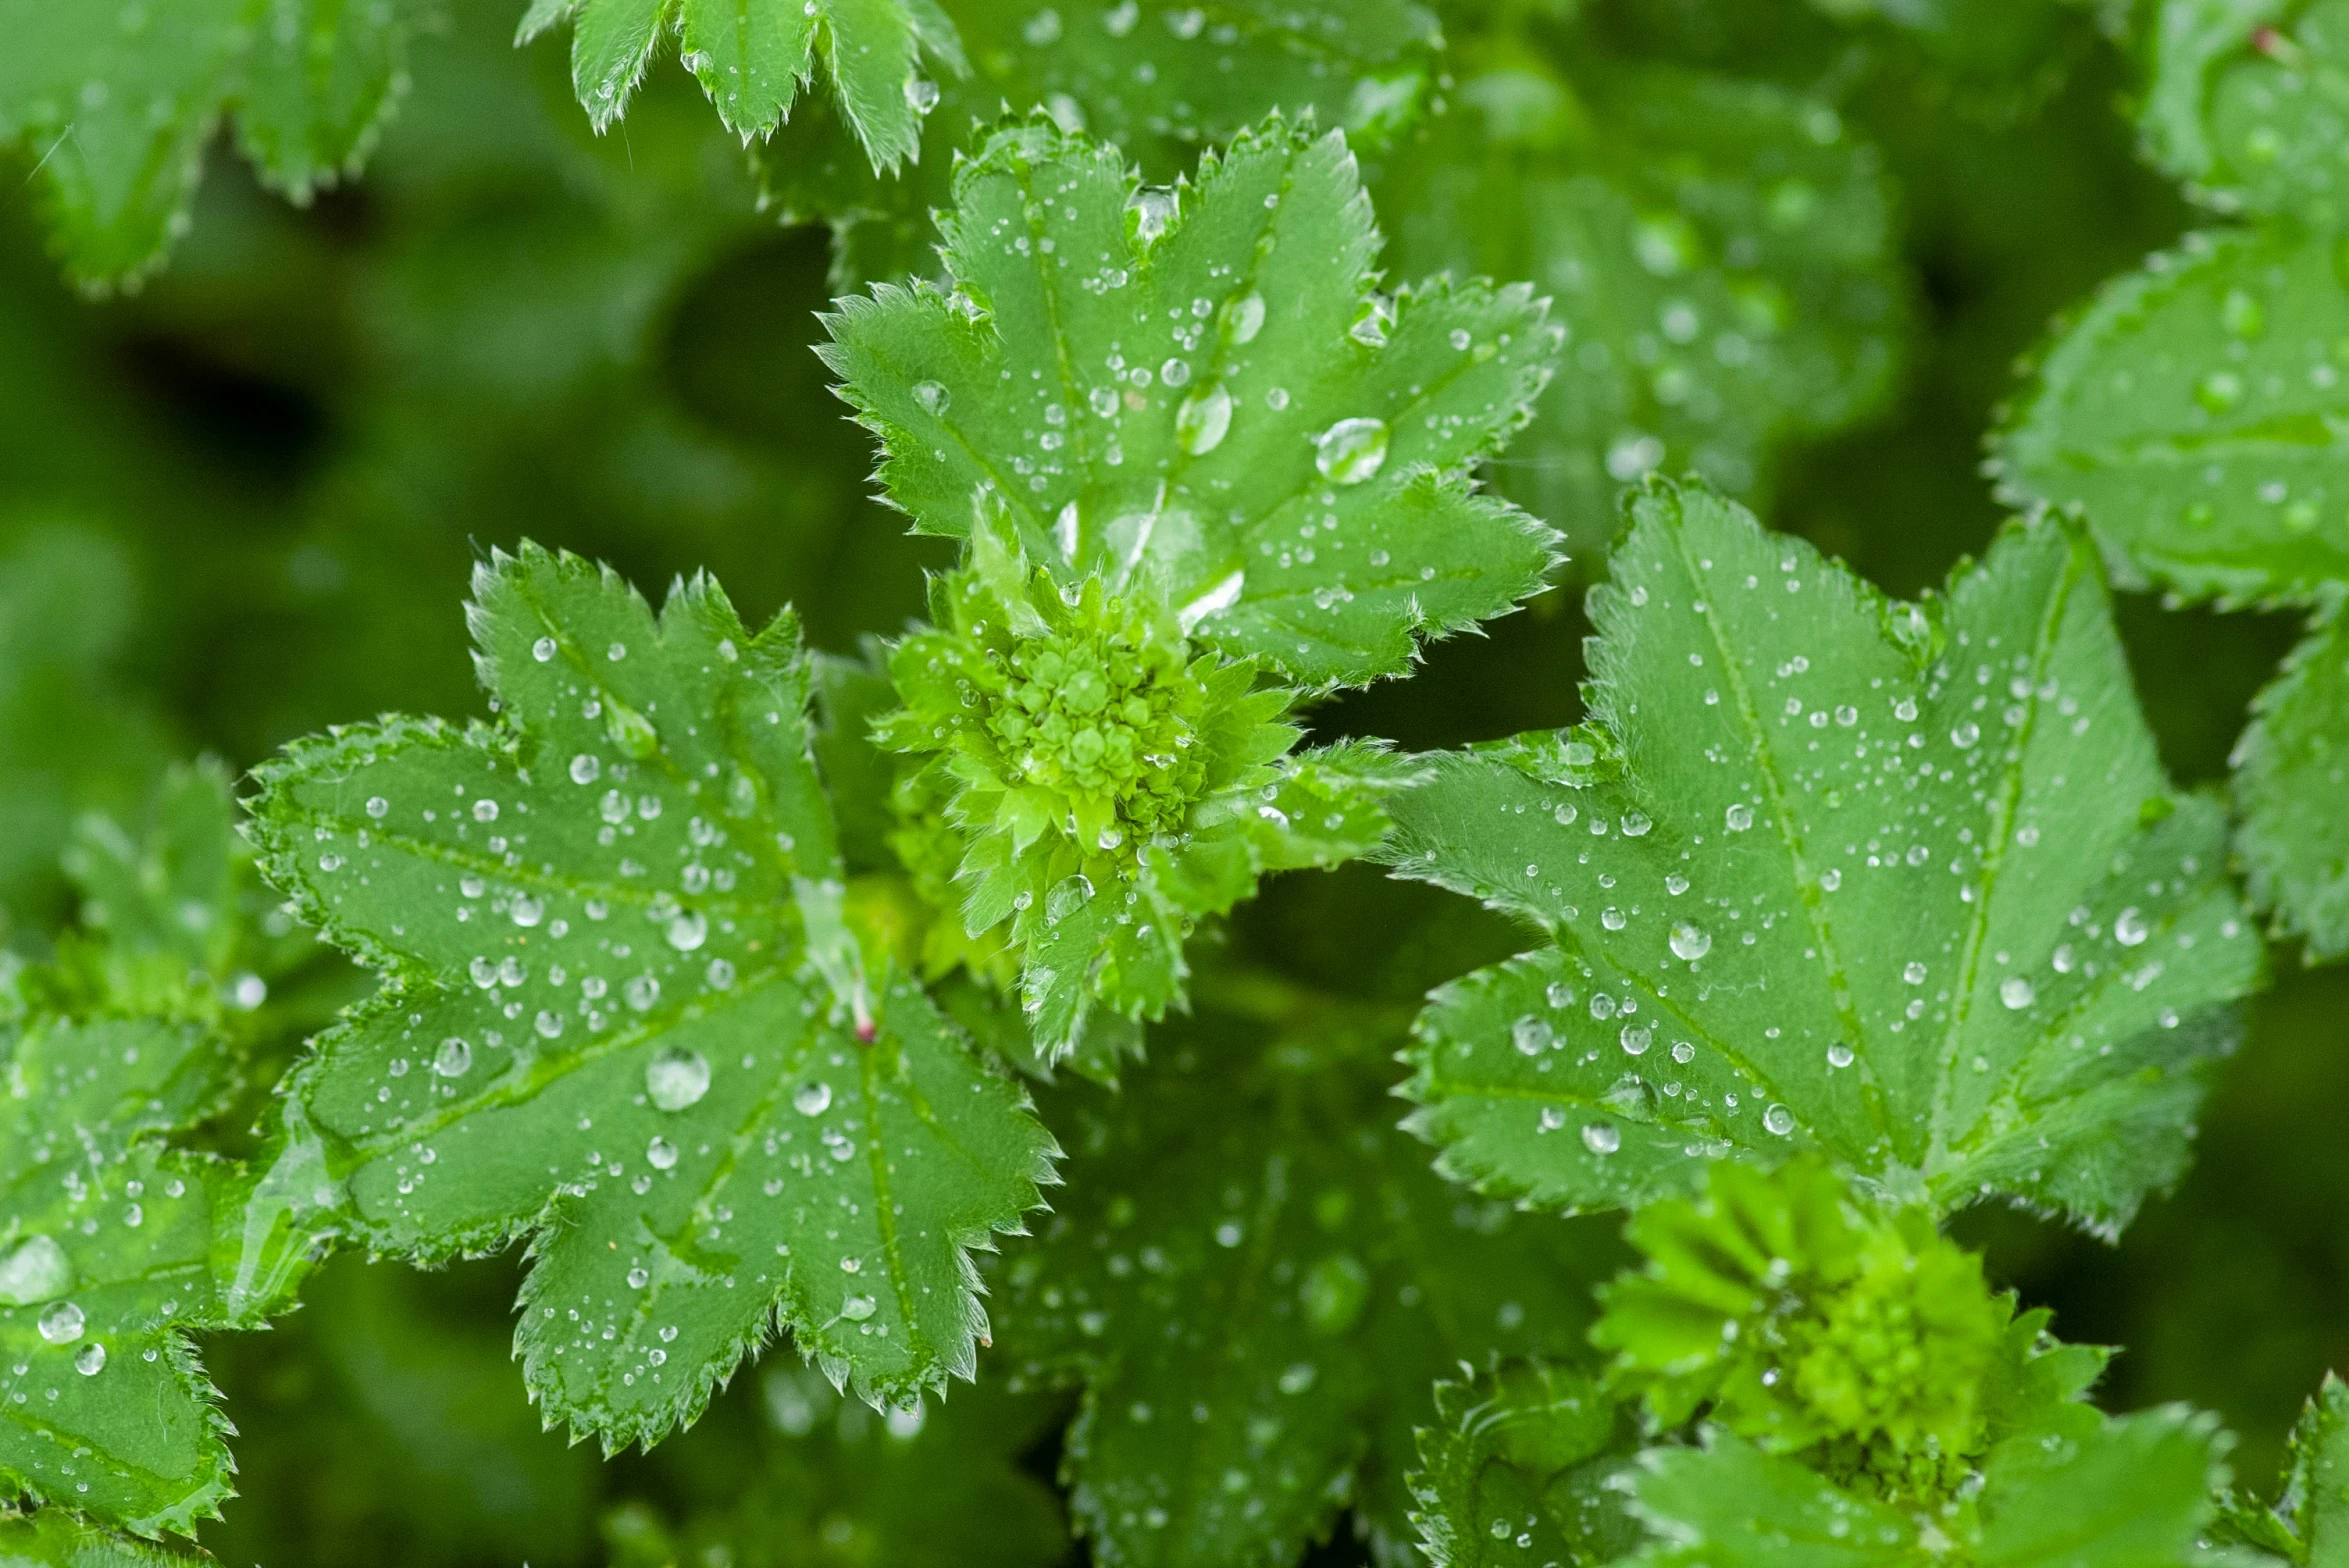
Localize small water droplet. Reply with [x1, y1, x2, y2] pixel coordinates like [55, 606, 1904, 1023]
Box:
[1725, 803, 1755, 832]
[912, 381, 950, 415]
[841, 1293, 877, 1321]
[2115, 907, 2150, 946]
[1176, 383, 1232, 455]
[37, 1302, 84, 1345]
[626, 1266, 650, 1289]
[1669, 921, 1712, 961]
[1763, 1105, 1795, 1136]
[624, 975, 661, 1012]
[646, 1137, 679, 1171]
[1827, 1044, 1855, 1068]
[365, 796, 389, 819]
[532, 637, 558, 662]
[666, 911, 709, 952]
[1999, 976, 2035, 1010]
[73, 1343, 105, 1376]
[1512, 1017, 1553, 1055]
[794, 1081, 833, 1117]
[434, 1037, 472, 1077]
[1581, 1122, 1621, 1155]
[570, 754, 601, 785]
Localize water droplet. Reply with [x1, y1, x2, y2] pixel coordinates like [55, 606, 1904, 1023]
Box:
[1763, 1105, 1795, 1136]
[434, 1037, 472, 1077]
[624, 976, 661, 1012]
[1950, 723, 1980, 749]
[365, 796, 389, 819]
[1620, 1024, 1652, 1056]
[1619, 811, 1652, 837]
[37, 1302, 84, 1345]
[2195, 371, 2244, 413]
[2115, 907, 2150, 946]
[1671, 1041, 1695, 1064]
[794, 1081, 832, 1117]
[73, 1343, 105, 1376]
[1999, 976, 2035, 1010]
[510, 895, 545, 928]
[473, 799, 499, 823]
[1224, 290, 1265, 344]
[646, 1047, 711, 1111]
[626, 1266, 650, 1290]
[0, 1237, 71, 1306]
[904, 76, 939, 114]
[1539, 1106, 1567, 1131]
[1159, 356, 1192, 388]
[1601, 906, 1627, 931]
[666, 911, 709, 952]
[841, 1293, 877, 1321]
[1669, 921, 1712, 961]
[1312, 417, 1390, 485]
[570, 754, 601, 785]
[912, 381, 950, 415]
[1903, 962, 1927, 984]
[1176, 383, 1232, 455]
[532, 637, 558, 662]
[646, 1137, 679, 1171]
[1581, 1122, 1621, 1155]
[1546, 980, 1575, 1009]
[1725, 803, 1755, 832]
[1827, 1044, 1855, 1069]
[1512, 1017, 1553, 1055]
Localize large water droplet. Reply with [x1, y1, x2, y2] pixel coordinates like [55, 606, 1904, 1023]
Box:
[1312, 417, 1390, 485]
[841, 1293, 878, 1322]
[37, 1301, 85, 1345]
[1176, 383, 1232, 455]
[1224, 290, 1266, 345]
[0, 1236, 71, 1306]
[1669, 922, 1712, 961]
[646, 1046, 711, 1111]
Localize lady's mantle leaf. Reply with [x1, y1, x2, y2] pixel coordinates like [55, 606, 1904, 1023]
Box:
[2234, 598, 2349, 960]
[0, 1508, 213, 1564]
[1993, 224, 2349, 606]
[0, 0, 431, 289]
[0, 1017, 248, 1538]
[1383, 481, 2262, 1236]
[2214, 1373, 2349, 1562]
[995, 995, 1623, 1567]
[821, 115, 1563, 691]
[246, 543, 1055, 1445]
[1378, 57, 1905, 561]
[2139, 0, 2349, 228]
[1408, 1362, 1643, 1568]
[515, 0, 963, 169]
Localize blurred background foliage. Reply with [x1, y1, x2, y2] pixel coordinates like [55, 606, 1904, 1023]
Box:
[0, 0, 2342, 1561]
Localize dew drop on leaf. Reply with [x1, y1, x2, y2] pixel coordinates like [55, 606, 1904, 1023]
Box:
[1763, 1105, 1795, 1136]
[73, 1343, 105, 1376]
[2115, 907, 2151, 946]
[1581, 1122, 1621, 1155]
[0, 1236, 71, 1306]
[645, 1137, 679, 1171]
[1312, 417, 1390, 485]
[1669, 921, 1712, 961]
[433, 1037, 472, 1077]
[37, 1301, 84, 1345]
[645, 1046, 710, 1111]
[794, 1081, 832, 1117]
[2000, 976, 2036, 1010]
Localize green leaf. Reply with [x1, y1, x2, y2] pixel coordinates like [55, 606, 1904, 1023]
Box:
[245, 543, 1056, 1442]
[820, 114, 1564, 691]
[2215, 1373, 2349, 1564]
[2139, 0, 2349, 228]
[1993, 224, 2349, 605]
[1408, 1363, 1645, 1568]
[874, 506, 1415, 1052]
[1621, 1407, 2224, 1568]
[0, 0, 427, 288]
[515, 0, 963, 168]
[602, 1360, 1067, 1568]
[996, 991, 1624, 1567]
[2235, 600, 2349, 959]
[1384, 481, 2263, 1235]
[1375, 55, 1905, 561]
[757, 0, 1442, 285]
[0, 1510, 212, 1566]
[0, 1016, 247, 1537]
[1808, 0, 2095, 121]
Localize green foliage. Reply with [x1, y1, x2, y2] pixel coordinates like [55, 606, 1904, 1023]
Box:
[0, 1014, 243, 1536]
[820, 114, 1564, 692]
[1408, 1362, 1642, 1568]
[2138, 0, 2349, 226]
[2234, 600, 2349, 958]
[1384, 481, 2261, 1234]
[877, 505, 1410, 1050]
[1994, 225, 2349, 606]
[601, 1361, 1066, 1567]
[996, 991, 1623, 1565]
[0, 0, 431, 288]
[245, 543, 1057, 1441]
[1593, 1159, 2080, 1504]
[0, 1510, 208, 1566]
[1376, 49, 1905, 559]
[2213, 1373, 2349, 1563]
[515, 0, 962, 169]
[760, 0, 1442, 285]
